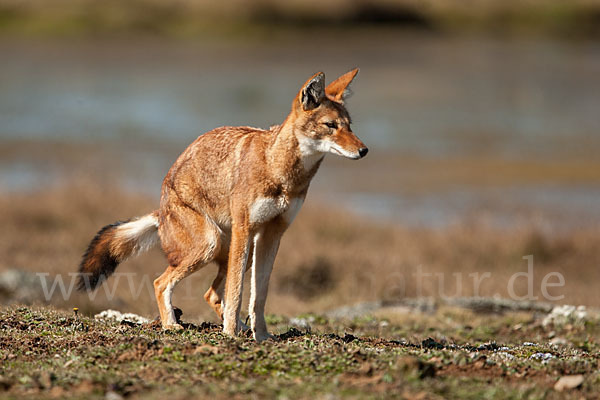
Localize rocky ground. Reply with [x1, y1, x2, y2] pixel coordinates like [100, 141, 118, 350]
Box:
[0, 303, 598, 399]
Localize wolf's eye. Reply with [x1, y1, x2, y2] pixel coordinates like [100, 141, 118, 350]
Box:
[324, 121, 338, 129]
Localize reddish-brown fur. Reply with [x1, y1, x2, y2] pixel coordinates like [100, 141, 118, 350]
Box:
[78, 69, 367, 341]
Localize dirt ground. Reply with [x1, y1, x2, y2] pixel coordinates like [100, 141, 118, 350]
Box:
[0, 304, 598, 399]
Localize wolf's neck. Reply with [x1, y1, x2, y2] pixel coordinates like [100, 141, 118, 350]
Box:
[296, 134, 325, 171]
[266, 123, 323, 194]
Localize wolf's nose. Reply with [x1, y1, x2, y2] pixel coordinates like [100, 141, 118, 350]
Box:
[358, 147, 369, 158]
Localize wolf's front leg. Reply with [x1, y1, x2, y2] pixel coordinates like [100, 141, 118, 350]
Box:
[249, 221, 285, 342]
[223, 224, 252, 337]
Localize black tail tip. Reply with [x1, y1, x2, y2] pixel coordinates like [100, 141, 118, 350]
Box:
[77, 221, 123, 292]
[76, 272, 106, 292]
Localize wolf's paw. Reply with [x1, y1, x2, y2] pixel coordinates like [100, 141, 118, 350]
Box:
[254, 331, 275, 343]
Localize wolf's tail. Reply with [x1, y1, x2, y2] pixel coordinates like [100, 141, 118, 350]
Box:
[77, 212, 160, 290]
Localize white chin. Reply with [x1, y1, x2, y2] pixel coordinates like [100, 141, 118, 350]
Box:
[330, 147, 359, 159]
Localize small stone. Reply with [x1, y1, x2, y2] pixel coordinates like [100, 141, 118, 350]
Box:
[543, 305, 587, 327]
[289, 317, 311, 331]
[550, 337, 568, 347]
[554, 375, 584, 392]
[530, 352, 555, 363]
[95, 310, 150, 325]
[105, 391, 124, 400]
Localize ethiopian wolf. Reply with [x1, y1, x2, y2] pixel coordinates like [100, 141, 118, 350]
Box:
[78, 69, 368, 342]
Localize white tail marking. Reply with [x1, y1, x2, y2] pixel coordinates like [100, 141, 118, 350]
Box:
[115, 214, 159, 254]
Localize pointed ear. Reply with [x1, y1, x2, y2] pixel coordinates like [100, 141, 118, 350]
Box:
[298, 72, 325, 111]
[325, 68, 359, 102]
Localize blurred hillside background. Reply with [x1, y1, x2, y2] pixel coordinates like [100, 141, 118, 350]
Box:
[0, 0, 599, 320]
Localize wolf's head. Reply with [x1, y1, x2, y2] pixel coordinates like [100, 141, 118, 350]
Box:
[290, 69, 368, 160]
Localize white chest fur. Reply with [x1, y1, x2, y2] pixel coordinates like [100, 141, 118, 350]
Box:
[249, 196, 287, 224]
[249, 196, 304, 225]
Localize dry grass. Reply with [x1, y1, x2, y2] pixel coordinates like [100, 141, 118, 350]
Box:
[0, 183, 598, 324]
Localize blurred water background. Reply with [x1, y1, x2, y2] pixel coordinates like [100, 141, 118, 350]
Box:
[1, 0, 599, 232]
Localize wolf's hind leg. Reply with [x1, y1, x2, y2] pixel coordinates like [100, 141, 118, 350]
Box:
[156, 209, 221, 330]
[204, 257, 252, 331]
[154, 264, 199, 329]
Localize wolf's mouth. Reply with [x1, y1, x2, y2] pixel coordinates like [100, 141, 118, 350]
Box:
[330, 146, 359, 159]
